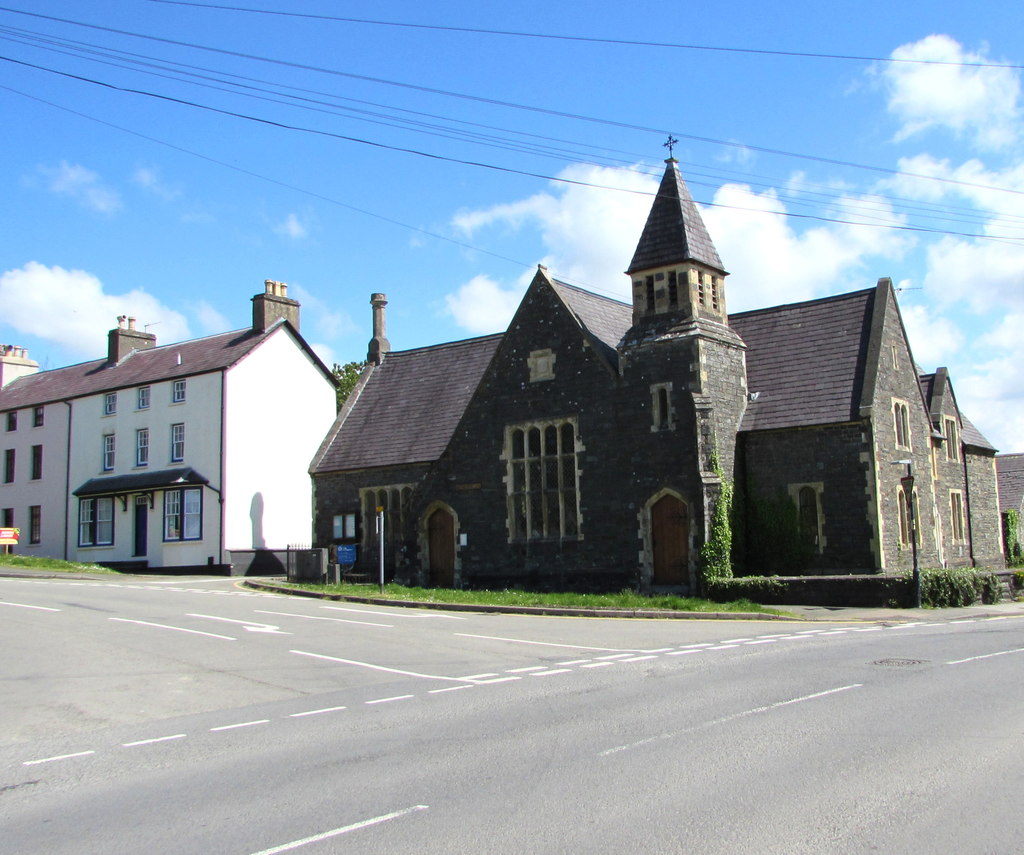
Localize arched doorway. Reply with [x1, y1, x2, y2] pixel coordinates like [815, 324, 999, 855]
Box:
[427, 507, 455, 588]
[651, 494, 689, 586]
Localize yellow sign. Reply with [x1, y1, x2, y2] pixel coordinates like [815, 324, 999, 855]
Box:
[0, 526, 20, 545]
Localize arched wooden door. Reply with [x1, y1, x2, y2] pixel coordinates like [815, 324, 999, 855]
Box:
[427, 507, 455, 588]
[652, 495, 688, 586]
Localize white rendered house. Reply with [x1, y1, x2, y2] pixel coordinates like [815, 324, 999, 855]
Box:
[0, 282, 337, 573]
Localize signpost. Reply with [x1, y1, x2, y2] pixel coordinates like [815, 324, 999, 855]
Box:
[376, 506, 385, 594]
[0, 527, 19, 550]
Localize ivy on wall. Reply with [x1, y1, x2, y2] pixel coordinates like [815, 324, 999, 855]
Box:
[698, 450, 734, 586]
[1004, 509, 1023, 567]
[742, 490, 813, 575]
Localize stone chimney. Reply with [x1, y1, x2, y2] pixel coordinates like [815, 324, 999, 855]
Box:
[367, 293, 391, 365]
[0, 345, 39, 388]
[252, 279, 300, 333]
[108, 316, 156, 365]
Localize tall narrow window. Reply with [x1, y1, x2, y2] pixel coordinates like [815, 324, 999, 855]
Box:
[505, 419, 581, 541]
[944, 417, 960, 462]
[667, 270, 679, 308]
[104, 392, 117, 415]
[32, 406, 44, 427]
[645, 276, 655, 313]
[136, 429, 149, 467]
[137, 386, 151, 410]
[897, 487, 911, 548]
[102, 434, 115, 471]
[798, 486, 820, 549]
[651, 384, 673, 431]
[170, 423, 185, 462]
[3, 448, 14, 483]
[172, 379, 187, 403]
[29, 505, 41, 544]
[950, 491, 965, 543]
[30, 445, 42, 480]
[893, 401, 911, 449]
[5, 411, 16, 431]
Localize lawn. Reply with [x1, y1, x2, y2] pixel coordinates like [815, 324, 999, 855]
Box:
[0, 554, 117, 574]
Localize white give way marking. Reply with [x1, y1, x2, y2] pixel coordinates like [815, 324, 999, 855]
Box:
[187, 613, 291, 634]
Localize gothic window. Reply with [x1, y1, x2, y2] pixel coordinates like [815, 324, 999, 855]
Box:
[897, 487, 911, 547]
[710, 276, 720, 312]
[505, 419, 581, 541]
[360, 484, 413, 549]
[944, 417, 960, 462]
[650, 384, 674, 431]
[950, 491, 965, 543]
[789, 483, 824, 553]
[893, 400, 911, 449]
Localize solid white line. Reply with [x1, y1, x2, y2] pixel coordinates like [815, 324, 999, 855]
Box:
[677, 642, 714, 648]
[665, 649, 700, 656]
[947, 647, 1024, 665]
[556, 659, 592, 666]
[255, 609, 392, 628]
[529, 668, 572, 676]
[619, 655, 658, 662]
[123, 734, 186, 746]
[365, 695, 413, 705]
[250, 805, 429, 855]
[428, 685, 473, 694]
[721, 638, 753, 643]
[455, 633, 634, 652]
[210, 720, 269, 732]
[469, 676, 521, 684]
[322, 605, 464, 620]
[706, 644, 739, 650]
[23, 750, 95, 765]
[580, 661, 615, 668]
[461, 672, 500, 679]
[0, 600, 61, 611]
[288, 706, 347, 718]
[290, 650, 469, 683]
[643, 648, 675, 653]
[109, 618, 235, 640]
[743, 639, 778, 645]
[506, 666, 547, 673]
[851, 627, 884, 632]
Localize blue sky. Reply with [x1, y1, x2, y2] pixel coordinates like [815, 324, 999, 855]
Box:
[1, 0, 1023, 451]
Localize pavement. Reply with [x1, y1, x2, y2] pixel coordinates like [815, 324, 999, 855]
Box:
[3, 566, 1023, 622]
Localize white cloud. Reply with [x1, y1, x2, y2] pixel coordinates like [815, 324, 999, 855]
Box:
[900, 303, 965, 369]
[133, 166, 180, 201]
[702, 184, 912, 311]
[921, 235, 1024, 312]
[39, 161, 121, 214]
[880, 35, 1021, 150]
[275, 213, 308, 240]
[288, 283, 357, 342]
[444, 275, 524, 334]
[194, 300, 231, 335]
[0, 262, 190, 357]
[454, 163, 660, 301]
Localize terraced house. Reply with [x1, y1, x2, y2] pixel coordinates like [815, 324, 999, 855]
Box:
[0, 282, 336, 572]
[312, 159, 1005, 592]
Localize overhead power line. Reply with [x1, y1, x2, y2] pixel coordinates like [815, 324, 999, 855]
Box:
[1, 4, 1021, 201]
[146, 0, 1024, 70]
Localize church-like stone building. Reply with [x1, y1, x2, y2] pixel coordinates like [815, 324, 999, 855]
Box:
[311, 160, 1004, 592]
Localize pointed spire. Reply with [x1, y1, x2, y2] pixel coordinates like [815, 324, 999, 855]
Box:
[626, 159, 724, 275]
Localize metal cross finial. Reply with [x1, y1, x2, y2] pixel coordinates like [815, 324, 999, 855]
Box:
[663, 135, 679, 158]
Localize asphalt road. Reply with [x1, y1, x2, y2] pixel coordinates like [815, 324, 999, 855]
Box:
[1, 575, 1022, 854]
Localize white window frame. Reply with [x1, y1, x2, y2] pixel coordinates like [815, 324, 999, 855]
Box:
[102, 434, 115, 471]
[164, 486, 202, 541]
[170, 423, 185, 462]
[172, 379, 187, 404]
[136, 428, 149, 467]
[79, 496, 114, 546]
[104, 392, 117, 415]
[137, 386, 151, 410]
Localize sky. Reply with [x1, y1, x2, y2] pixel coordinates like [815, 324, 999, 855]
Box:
[1, 0, 1023, 452]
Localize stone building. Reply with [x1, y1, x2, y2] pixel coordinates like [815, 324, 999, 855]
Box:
[311, 159, 1004, 591]
[997, 453, 1024, 563]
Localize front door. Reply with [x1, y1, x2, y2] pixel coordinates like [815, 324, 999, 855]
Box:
[652, 494, 688, 586]
[133, 495, 148, 557]
[427, 508, 455, 588]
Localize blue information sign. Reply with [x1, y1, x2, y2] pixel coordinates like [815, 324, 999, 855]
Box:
[336, 544, 357, 565]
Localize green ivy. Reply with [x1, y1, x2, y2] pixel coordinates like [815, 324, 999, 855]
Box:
[907, 567, 1004, 608]
[1004, 509, 1023, 567]
[704, 575, 783, 603]
[743, 491, 812, 574]
[698, 450, 734, 586]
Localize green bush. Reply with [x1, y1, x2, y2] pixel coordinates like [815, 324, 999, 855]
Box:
[705, 575, 784, 603]
[910, 567, 1003, 608]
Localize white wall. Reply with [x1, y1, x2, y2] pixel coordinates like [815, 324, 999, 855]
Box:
[0, 402, 70, 559]
[222, 326, 336, 550]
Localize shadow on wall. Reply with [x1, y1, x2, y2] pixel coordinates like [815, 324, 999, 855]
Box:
[250, 492, 265, 549]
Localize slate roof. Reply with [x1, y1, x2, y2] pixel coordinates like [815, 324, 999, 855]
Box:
[997, 453, 1024, 512]
[312, 333, 502, 473]
[550, 279, 631, 368]
[627, 160, 724, 275]
[0, 322, 320, 411]
[732, 288, 876, 432]
[919, 371, 996, 451]
[74, 467, 209, 497]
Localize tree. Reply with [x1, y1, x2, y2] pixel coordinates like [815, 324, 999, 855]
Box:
[332, 361, 366, 411]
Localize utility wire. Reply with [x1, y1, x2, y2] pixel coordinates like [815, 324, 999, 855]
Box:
[1, 4, 1022, 200]
[147, 0, 1024, 70]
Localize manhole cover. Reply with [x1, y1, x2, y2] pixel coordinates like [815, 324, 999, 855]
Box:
[873, 658, 927, 667]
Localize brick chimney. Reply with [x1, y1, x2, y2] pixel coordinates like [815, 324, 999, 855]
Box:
[0, 345, 39, 388]
[253, 280, 300, 333]
[108, 316, 156, 365]
[367, 293, 390, 365]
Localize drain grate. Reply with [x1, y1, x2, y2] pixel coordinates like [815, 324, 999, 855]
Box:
[873, 658, 927, 667]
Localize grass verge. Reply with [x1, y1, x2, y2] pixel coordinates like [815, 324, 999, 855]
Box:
[281, 581, 786, 614]
[0, 554, 117, 574]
